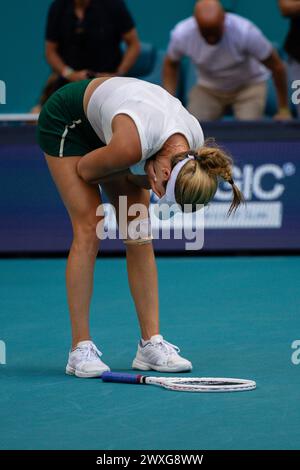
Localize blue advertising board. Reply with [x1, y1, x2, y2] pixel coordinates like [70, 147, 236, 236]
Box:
[0, 122, 299, 253]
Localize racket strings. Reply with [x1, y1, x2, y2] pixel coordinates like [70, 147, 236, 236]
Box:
[148, 377, 256, 392]
[170, 380, 245, 386]
[162, 384, 256, 392]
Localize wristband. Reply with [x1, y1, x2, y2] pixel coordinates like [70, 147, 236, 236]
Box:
[62, 66, 75, 79]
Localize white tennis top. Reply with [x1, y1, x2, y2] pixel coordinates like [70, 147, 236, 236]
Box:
[87, 77, 204, 175]
[167, 13, 272, 92]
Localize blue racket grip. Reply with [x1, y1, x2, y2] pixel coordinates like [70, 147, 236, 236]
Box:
[101, 371, 143, 384]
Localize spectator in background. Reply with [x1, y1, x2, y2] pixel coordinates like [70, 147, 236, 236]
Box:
[33, 0, 140, 112]
[279, 0, 300, 117]
[163, 0, 291, 121]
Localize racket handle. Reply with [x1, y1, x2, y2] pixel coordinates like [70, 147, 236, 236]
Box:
[101, 371, 143, 384]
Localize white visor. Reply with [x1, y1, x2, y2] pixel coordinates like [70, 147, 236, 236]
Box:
[155, 156, 195, 220]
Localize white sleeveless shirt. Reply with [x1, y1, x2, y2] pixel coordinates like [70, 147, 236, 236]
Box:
[87, 77, 204, 175]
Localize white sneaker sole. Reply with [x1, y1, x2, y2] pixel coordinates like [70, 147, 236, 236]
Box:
[132, 358, 192, 373]
[66, 364, 110, 378]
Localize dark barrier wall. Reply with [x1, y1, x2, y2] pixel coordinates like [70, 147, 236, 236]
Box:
[0, 122, 299, 254]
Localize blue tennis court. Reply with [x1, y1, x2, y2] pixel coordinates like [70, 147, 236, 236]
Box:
[1, 0, 300, 456]
[1, 256, 299, 450]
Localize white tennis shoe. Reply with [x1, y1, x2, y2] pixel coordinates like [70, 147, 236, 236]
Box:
[66, 340, 110, 378]
[132, 334, 192, 373]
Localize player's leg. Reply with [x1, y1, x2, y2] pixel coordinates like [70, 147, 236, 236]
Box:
[187, 85, 225, 121]
[101, 176, 159, 340]
[45, 155, 110, 377]
[101, 176, 192, 372]
[233, 82, 267, 120]
[45, 155, 102, 345]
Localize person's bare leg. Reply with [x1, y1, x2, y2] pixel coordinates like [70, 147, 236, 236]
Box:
[45, 155, 102, 348]
[126, 244, 159, 340]
[102, 177, 159, 340]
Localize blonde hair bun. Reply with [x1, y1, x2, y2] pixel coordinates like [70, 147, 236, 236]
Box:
[173, 139, 244, 215]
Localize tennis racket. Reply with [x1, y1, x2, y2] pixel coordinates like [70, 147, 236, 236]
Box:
[101, 372, 256, 393]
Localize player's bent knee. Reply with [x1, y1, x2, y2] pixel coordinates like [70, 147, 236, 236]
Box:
[72, 235, 100, 256]
[72, 220, 101, 253]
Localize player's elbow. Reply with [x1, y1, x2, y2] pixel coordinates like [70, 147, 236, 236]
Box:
[78, 168, 92, 184]
[77, 160, 95, 184]
[81, 173, 95, 184]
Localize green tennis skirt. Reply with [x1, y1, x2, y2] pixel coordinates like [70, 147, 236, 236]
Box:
[37, 79, 105, 157]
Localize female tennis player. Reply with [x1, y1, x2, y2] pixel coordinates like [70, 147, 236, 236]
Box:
[37, 76, 243, 378]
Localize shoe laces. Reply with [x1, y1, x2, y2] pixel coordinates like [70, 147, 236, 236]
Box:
[151, 338, 180, 356]
[76, 343, 102, 362]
